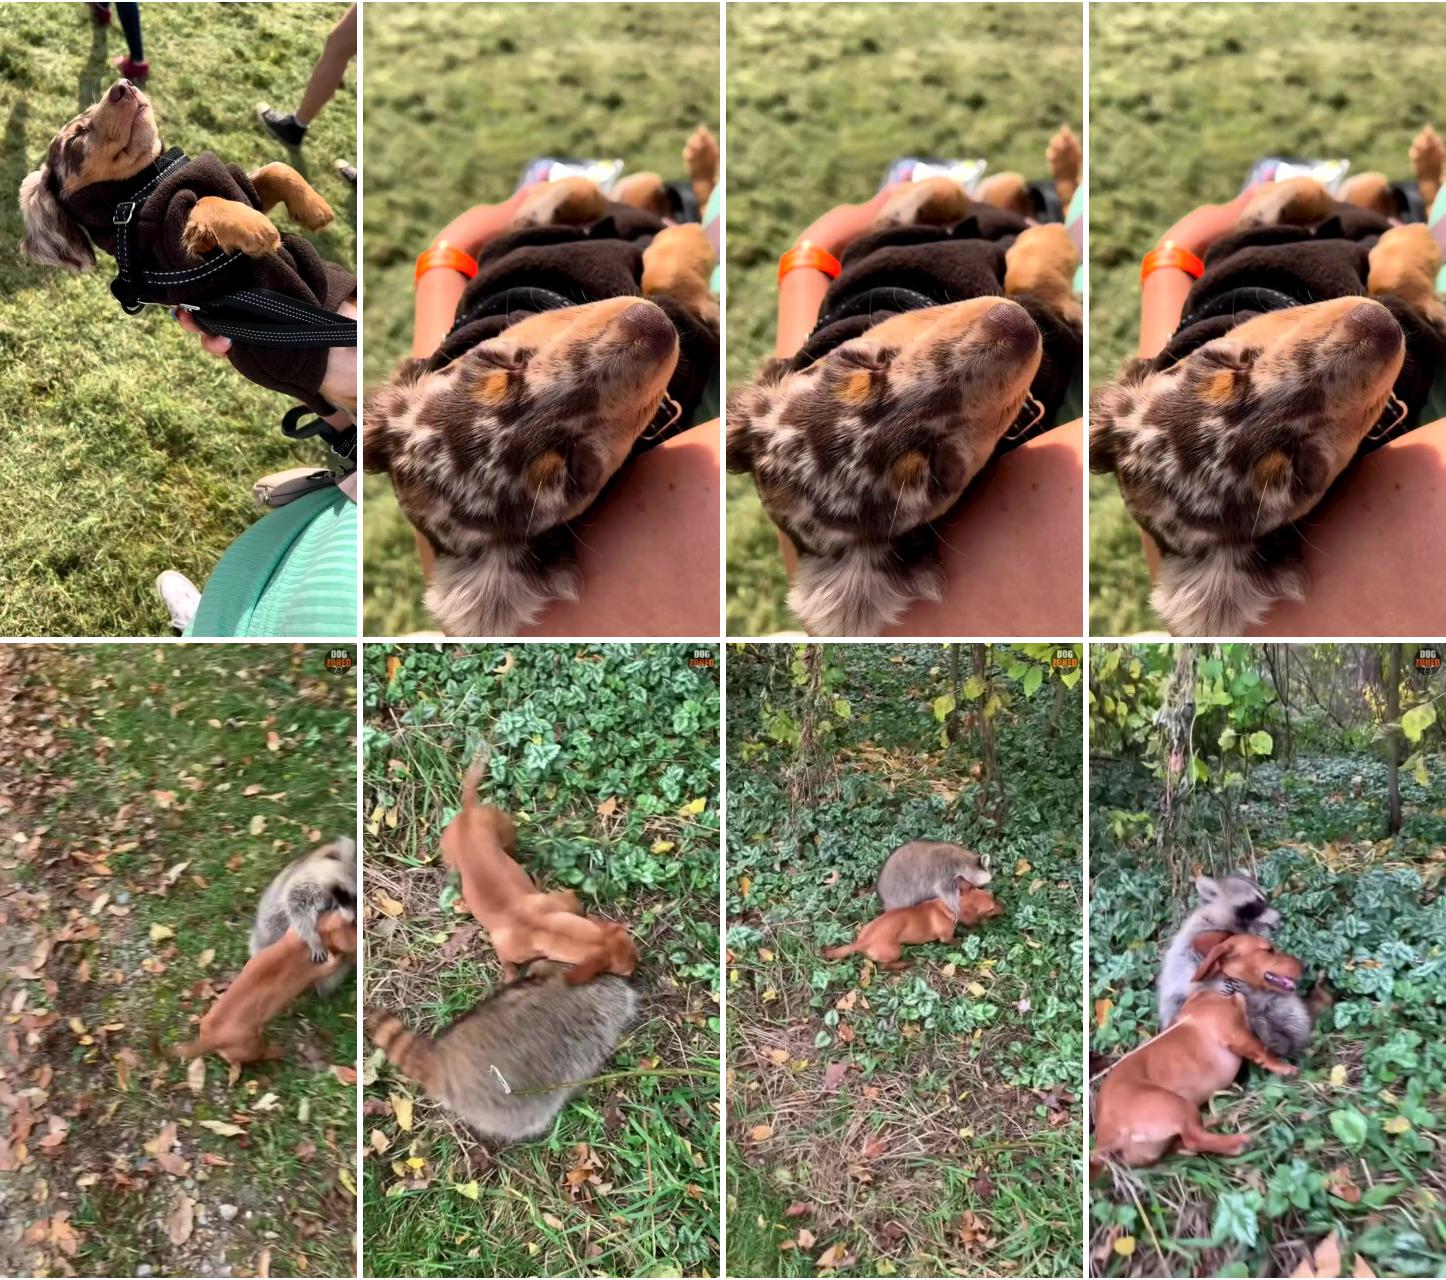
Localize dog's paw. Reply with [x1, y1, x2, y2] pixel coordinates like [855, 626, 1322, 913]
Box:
[1411, 123, 1444, 185]
[293, 192, 335, 231]
[183, 197, 281, 259]
[684, 124, 719, 185]
[1047, 124, 1082, 190]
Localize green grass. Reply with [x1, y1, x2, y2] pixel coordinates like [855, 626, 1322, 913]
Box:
[1089, 645, 1446, 1276]
[724, 4, 1082, 635]
[0, 645, 357, 1277]
[1087, 3, 1446, 634]
[0, 4, 355, 636]
[360, 4, 720, 635]
[360, 643, 720, 1277]
[726, 645, 1083, 1276]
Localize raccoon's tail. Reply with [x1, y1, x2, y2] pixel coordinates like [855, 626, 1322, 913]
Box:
[1305, 975, 1334, 1023]
[789, 546, 945, 636]
[367, 1008, 437, 1088]
[822, 943, 859, 960]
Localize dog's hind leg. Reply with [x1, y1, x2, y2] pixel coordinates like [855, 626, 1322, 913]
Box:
[248, 162, 334, 230]
[614, 172, 671, 219]
[1340, 172, 1395, 218]
[874, 177, 972, 228]
[1369, 223, 1446, 332]
[641, 223, 718, 326]
[1411, 124, 1443, 206]
[1047, 125, 1082, 205]
[685, 125, 719, 207]
[976, 172, 1033, 219]
[1004, 223, 1081, 329]
[513, 177, 608, 228]
[1237, 176, 1334, 228]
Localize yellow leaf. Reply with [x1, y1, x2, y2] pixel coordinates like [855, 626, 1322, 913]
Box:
[338, 1167, 357, 1196]
[1383, 1116, 1412, 1135]
[748, 1124, 773, 1142]
[1094, 998, 1113, 1028]
[758, 948, 775, 962]
[386, 656, 401, 683]
[373, 890, 405, 919]
[1330, 1064, 1347, 1087]
[1014, 858, 1032, 876]
[650, 839, 675, 854]
[453, 1181, 480, 1200]
[266, 731, 281, 752]
[149, 924, 175, 943]
[681, 797, 707, 815]
[1114, 1236, 1136, 1257]
[391, 1093, 414, 1131]
[199, 1120, 245, 1137]
[406, 1156, 426, 1171]
[966, 982, 987, 998]
[740, 874, 752, 898]
[249, 814, 266, 836]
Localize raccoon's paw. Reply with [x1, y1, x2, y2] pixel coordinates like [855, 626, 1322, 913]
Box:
[1152, 544, 1307, 636]
[308, 943, 331, 965]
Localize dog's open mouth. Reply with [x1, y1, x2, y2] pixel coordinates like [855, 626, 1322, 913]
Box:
[1264, 971, 1297, 992]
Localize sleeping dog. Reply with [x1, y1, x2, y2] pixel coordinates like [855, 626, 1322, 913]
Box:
[20, 80, 356, 414]
[727, 128, 1083, 636]
[1091, 127, 1446, 635]
[364, 158, 721, 637]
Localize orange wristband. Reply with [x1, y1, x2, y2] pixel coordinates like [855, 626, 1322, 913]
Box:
[1141, 240, 1206, 284]
[415, 241, 479, 284]
[779, 241, 842, 283]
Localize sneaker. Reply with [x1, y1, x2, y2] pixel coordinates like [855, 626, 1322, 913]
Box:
[255, 103, 308, 148]
[334, 159, 357, 187]
[90, 4, 112, 26]
[156, 570, 200, 634]
[116, 55, 149, 82]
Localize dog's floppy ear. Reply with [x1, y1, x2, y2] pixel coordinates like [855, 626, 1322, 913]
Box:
[1190, 931, 1236, 980]
[19, 167, 95, 271]
[726, 359, 788, 474]
[361, 358, 428, 475]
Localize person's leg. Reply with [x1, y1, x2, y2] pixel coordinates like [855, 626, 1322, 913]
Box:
[257, 4, 356, 147]
[113, 2, 147, 79]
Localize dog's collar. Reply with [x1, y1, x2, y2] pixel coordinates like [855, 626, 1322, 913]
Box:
[795, 285, 1053, 449]
[449, 285, 690, 454]
[59, 145, 190, 231]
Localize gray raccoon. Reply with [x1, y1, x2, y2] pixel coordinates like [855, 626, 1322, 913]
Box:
[250, 837, 358, 990]
[368, 972, 639, 1142]
[876, 840, 993, 911]
[1243, 989, 1315, 1059]
[1158, 872, 1287, 1025]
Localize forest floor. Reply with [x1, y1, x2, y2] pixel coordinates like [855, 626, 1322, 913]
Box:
[0, 646, 357, 1277]
[1090, 749, 1446, 1277]
[726, 645, 1083, 1276]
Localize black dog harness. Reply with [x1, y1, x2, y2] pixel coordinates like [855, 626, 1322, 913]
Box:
[104, 149, 356, 350]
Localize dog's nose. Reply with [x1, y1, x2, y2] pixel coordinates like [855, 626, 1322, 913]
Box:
[109, 80, 135, 102]
[981, 301, 1041, 355]
[616, 301, 677, 358]
[1344, 300, 1403, 355]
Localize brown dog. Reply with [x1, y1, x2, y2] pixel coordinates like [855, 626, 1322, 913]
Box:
[173, 911, 356, 1066]
[1092, 932, 1302, 1170]
[440, 762, 635, 984]
[823, 884, 1003, 970]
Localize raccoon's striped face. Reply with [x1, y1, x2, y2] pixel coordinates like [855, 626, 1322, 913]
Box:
[364, 297, 678, 556]
[1197, 873, 1282, 935]
[1089, 297, 1404, 559]
[727, 298, 1041, 555]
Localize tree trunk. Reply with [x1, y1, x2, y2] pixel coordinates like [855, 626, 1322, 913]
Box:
[947, 644, 962, 743]
[1386, 644, 1402, 836]
[1045, 673, 1068, 740]
[971, 644, 1004, 822]
[1157, 644, 1197, 888]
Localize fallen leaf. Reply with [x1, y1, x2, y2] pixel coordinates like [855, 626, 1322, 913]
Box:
[37, 1116, 68, 1149]
[1382, 1116, 1412, 1135]
[373, 890, 405, 918]
[199, 1120, 245, 1137]
[369, 1130, 389, 1155]
[149, 924, 175, 943]
[391, 1094, 414, 1131]
[747, 1124, 773, 1143]
[1292, 1229, 1342, 1278]
[452, 1181, 479, 1200]
[197, 948, 215, 969]
[650, 839, 675, 854]
[797, 1228, 817, 1249]
[1330, 1064, 1348, 1087]
[166, 1193, 195, 1245]
[596, 797, 619, 818]
[681, 797, 707, 815]
[822, 1061, 849, 1093]
[785, 1201, 811, 1218]
[266, 731, 281, 752]
[151, 790, 176, 809]
[491, 652, 515, 676]
[385, 656, 401, 683]
[1114, 1236, 1136, 1257]
[1094, 997, 1113, 1028]
[966, 981, 987, 998]
[815, 1241, 852, 1270]
[1328, 1164, 1361, 1204]
[186, 1057, 206, 1093]
[249, 814, 267, 836]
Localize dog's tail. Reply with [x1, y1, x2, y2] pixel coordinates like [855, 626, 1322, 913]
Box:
[822, 942, 860, 960]
[1151, 544, 1307, 637]
[789, 546, 945, 637]
[461, 745, 492, 816]
[367, 1008, 437, 1089]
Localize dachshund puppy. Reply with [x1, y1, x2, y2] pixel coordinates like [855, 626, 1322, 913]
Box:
[1092, 932, 1302, 1170]
[823, 882, 1002, 970]
[173, 911, 356, 1066]
[20, 80, 354, 412]
[728, 129, 1083, 636]
[365, 166, 720, 637]
[1091, 127, 1446, 635]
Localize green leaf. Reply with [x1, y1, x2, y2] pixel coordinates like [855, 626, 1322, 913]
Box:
[832, 698, 852, 721]
[1218, 727, 1238, 753]
[1329, 1108, 1369, 1148]
[1407, 751, 1429, 787]
[1210, 1191, 1260, 1248]
[1246, 730, 1274, 757]
[1022, 665, 1043, 698]
[932, 694, 956, 723]
[962, 675, 986, 700]
[1190, 756, 1209, 784]
[1401, 702, 1436, 744]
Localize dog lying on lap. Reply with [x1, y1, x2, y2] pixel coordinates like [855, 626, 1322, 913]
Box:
[1091, 128, 1446, 636]
[728, 130, 1083, 636]
[364, 176, 720, 637]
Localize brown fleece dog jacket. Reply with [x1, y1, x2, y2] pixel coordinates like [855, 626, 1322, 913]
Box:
[426, 202, 719, 427]
[790, 205, 1083, 427]
[61, 151, 355, 415]
[1157, 202, 1445, 428]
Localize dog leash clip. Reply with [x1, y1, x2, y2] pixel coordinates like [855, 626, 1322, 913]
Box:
[112, 200, 137, 227]
[640, 394, 683, 443]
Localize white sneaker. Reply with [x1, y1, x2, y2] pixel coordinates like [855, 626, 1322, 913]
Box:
[156, 571, 201, 633]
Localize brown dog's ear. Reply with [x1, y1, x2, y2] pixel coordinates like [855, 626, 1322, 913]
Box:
[361, 358, 430, 474]
[726, 357, 791, 474]
[1190, 931, 1237, 981]
[19, 168, 95, 271]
